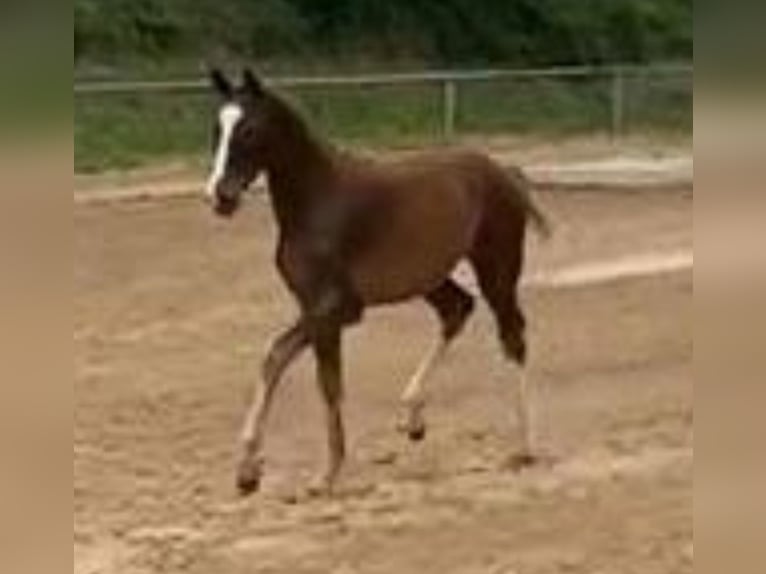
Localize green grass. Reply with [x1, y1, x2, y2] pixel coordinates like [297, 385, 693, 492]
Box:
[291, 83, 444, 145]
[74, 74, 692, 173]
[623, 73, 693, 134]
[74, 92, 213, 173]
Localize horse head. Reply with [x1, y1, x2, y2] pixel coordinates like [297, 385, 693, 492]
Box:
[205, 68, 272, 217]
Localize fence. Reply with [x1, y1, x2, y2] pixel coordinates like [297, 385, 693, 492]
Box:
[74, 64, 693, 172]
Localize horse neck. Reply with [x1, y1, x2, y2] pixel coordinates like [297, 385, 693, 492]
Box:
[264, 120, 335, 233]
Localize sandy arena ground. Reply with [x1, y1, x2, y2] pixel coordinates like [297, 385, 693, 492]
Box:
[74, 186, 692, 574]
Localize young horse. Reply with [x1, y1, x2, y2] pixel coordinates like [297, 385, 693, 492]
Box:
[205, 68, 550, 496]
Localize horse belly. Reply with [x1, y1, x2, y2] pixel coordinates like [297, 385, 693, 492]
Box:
[349, 188, 478, 304]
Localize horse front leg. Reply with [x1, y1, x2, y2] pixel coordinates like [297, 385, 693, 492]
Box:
[308, 322, 346, 496]
[237, 320, 310, 496]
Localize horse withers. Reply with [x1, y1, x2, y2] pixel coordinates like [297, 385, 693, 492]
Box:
[205, 68, 550, 496]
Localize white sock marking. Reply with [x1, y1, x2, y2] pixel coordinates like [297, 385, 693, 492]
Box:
[514, 367, 534, 457]
[206, 103, 244, 199]
[401, 339, 448, 407]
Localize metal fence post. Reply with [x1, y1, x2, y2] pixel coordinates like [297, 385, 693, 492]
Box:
[443, 79, 457, 139]
[611, 67, 625, 140]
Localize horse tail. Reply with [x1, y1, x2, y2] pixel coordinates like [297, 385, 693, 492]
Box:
[505, 165, 553, 240]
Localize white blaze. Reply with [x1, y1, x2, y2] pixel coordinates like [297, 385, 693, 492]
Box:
[206, 103, 244, 198]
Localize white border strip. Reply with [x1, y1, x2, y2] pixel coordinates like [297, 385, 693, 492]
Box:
[453, 250, 692, 293]
[526, 250, 693, 288]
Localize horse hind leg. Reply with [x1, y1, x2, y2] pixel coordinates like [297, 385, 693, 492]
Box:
[497, 300, 536, 468]
[397, 279, 475, 441]
[470, 229, 537, 468]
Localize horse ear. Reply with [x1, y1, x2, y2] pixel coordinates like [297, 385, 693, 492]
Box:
[242, 68, 264, 97]
[209, 68, 233, 98]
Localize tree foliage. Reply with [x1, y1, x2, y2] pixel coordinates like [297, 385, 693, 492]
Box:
[75, 0, 692, 70]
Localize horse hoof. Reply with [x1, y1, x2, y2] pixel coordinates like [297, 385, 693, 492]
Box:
[396, 419, 426, 442]
[236, 458, 263, 496]
[505, 452, 537, 472]
[408, 426, 426, 442]
[237, 475, 260, 496]
[396, 410, 426, 442]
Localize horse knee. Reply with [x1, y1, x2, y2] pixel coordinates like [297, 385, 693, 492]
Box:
[261, 353, 281, 386]
[305, 287, 363, 335]
[262, 347, 295, 386]
[262, 323, 309, 384]
[262, 340, 289, 382]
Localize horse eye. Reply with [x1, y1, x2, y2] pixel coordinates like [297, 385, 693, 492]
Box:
[240, 124, 258, 139]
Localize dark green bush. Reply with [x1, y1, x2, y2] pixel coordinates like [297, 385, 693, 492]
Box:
[75, 0, 692, 71]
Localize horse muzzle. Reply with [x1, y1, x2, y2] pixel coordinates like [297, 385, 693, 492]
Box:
[207, 178, 244, 217]
[212, 193, 241, 217]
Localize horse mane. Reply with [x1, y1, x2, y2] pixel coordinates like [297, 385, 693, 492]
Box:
[262, 90, 337, 163]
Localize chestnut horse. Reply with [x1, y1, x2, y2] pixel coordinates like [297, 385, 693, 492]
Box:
[205, 69, 550, 496]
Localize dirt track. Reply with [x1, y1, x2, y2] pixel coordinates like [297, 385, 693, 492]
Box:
[74, 187, 692, 574]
